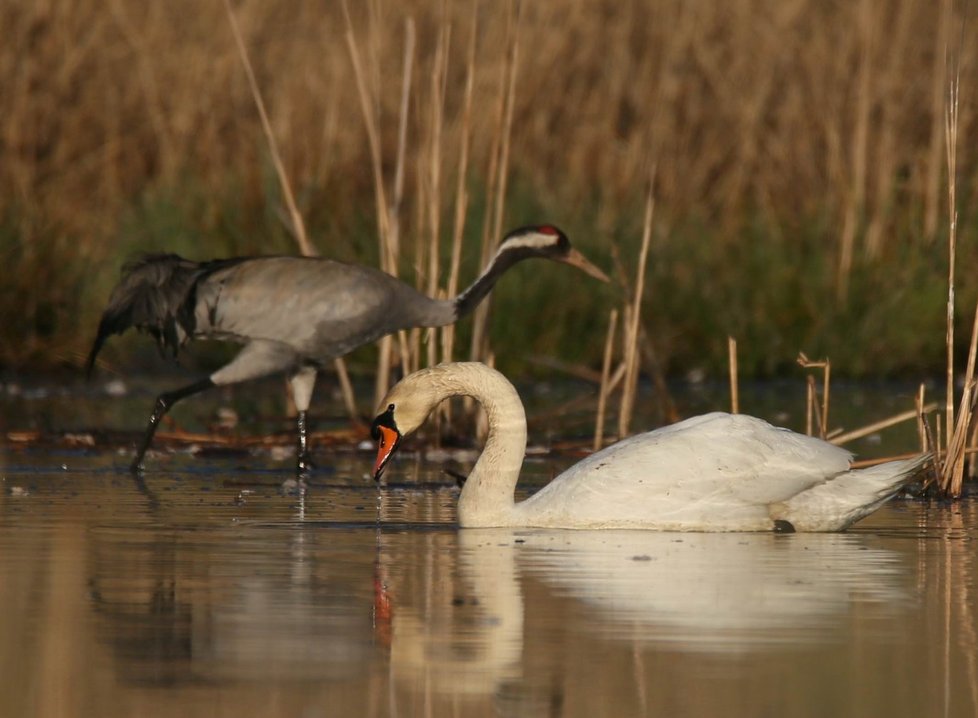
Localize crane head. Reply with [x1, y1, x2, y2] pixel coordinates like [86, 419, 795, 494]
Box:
[498, 225, 609, 282]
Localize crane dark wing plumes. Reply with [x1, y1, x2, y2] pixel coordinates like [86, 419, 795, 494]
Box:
[85, 253, 242, 377]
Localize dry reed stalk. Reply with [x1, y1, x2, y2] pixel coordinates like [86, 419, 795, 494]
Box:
[969, 411, 978, 479]
[637, 325, 680, 424]
[393, 20, 415, 265]
[618, 171, 655, 438]
[836, 0, 874, 301]
[943, 296, 978, 496]
[943, 60, 959, 464]
[424, 20, 450, 371]
[804, 375, 818, 437]
[343, 2, 393, 407]
[12, 1, 978, 376]
[344, 7, 417, 405]
[850, 453, 934, 470]
[391, 20, 417, 378]
[11, 2, 978, 267]
[222, 0, 314, 257]
[608, 239, 675, 424]
[940, 53, 960, 496]
[917, 383, 929, 452]
[440, 8, 477, 371]
[223, 0, 364, 420]
[918, 411, 942, 491]
[728, 336, 739, 414]
[829, 404, 938, 446]
[797, 353, 830, 439]
[469, 0, 521, 363]
[864, 1, 915, 259]
[437, 12, 477, 429]
[926, 0, 954, 239]
[594, 309, 619, 451]
[107, 0, 176, 181]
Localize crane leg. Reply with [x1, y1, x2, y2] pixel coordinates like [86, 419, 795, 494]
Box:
[289, 367, 318, 475]
[296, 410, 312, 474]
[131, 378, 214, 472]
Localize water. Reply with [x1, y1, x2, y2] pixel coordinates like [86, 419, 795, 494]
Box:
[1, 450, 976, 718]
[1, 377, 975, 717]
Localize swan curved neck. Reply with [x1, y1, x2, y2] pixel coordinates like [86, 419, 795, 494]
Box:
[432, 364, 527, 527]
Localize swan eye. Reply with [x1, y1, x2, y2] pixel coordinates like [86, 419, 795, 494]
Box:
[371, 403, 397, 440]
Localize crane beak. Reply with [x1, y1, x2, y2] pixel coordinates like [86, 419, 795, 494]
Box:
[560, 248, 610, 283]
[373, 425, 402, 482]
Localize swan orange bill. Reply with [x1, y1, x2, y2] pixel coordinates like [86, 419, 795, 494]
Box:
[373, 425, 401, 481]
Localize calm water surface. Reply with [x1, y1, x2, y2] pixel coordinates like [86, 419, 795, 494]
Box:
[1, 448, 976, 718]
[1, 377, 975, 717]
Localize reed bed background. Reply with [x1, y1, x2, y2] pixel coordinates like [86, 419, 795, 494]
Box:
[2, 0, 977, 383]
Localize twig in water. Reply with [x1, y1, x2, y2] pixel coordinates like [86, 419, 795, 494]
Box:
[829, 404, 938, 446]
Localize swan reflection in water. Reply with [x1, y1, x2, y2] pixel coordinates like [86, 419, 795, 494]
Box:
[85, 521, 911, 702]
[380, 529, 911, 697]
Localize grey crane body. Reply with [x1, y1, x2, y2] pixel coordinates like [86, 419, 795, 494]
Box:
[194, 257, 457, 368]
[86, 225, 608, 473]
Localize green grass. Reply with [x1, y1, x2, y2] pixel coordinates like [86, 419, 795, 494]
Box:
[1, 171, 973, 383]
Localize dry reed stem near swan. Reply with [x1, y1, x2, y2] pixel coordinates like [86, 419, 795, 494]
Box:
[372, 363, 930, 531]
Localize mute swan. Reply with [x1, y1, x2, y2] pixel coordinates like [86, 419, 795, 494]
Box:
[371, 363, 929, 531]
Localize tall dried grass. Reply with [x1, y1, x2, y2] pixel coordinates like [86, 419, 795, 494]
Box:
[5, 2, 976, 256]
[2, 0, 977, 373]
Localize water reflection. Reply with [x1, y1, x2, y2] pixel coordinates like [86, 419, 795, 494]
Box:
[480, 530, 907, 651]
[1, 465, 977, 717]
[89, 527, 380, 685]
[375, 512, 978, 717]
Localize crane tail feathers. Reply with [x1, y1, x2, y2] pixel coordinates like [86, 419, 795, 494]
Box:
[85, 253, 203, 376]
[84, 331, 106, 380]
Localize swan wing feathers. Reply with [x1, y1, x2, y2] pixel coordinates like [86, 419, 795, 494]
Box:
[518, 413, 853, 530]
[772, 454, 929, 532]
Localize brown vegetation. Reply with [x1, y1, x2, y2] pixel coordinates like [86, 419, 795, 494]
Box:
[1, 0, 976, 379]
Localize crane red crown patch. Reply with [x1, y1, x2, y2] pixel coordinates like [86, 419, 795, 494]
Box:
[538, 225, 559, 235]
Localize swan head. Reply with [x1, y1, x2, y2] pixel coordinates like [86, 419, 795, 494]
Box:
[371, 402, 403, 481]
[497, 225, 609, 282]
[371, 367, 447, 481]
[371, 362, 527, 486]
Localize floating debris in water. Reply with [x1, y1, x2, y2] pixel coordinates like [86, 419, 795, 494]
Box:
[269, 445, 295, 462]
[104, 379, 127, 397]
[64, 433, 95, 447]
[425, 447, 479, 463]
[214, 407, 239, 431]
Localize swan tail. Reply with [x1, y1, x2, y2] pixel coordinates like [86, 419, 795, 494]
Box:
[770, 453, 932, 532]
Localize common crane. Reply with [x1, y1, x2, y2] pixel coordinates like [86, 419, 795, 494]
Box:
[86, 225, 608, 473]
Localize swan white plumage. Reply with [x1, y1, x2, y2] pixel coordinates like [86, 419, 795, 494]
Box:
[371, 362, 929, 531]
